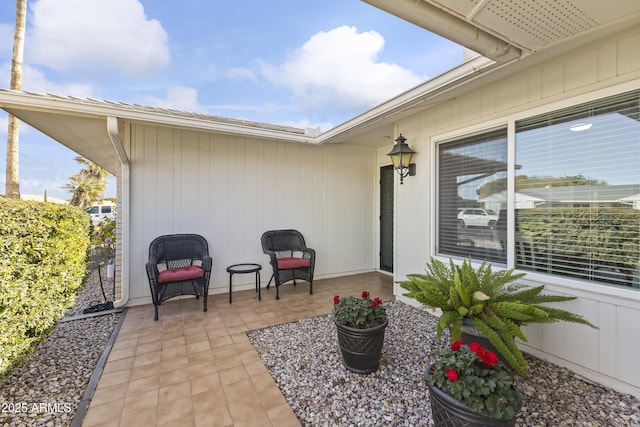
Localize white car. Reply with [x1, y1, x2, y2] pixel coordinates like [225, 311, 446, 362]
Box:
[457, 208, 499, 229]
[85, 204, 116, 225]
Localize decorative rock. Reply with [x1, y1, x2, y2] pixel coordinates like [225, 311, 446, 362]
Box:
[247, 301, 640, 427]
[0, 268, 121, 427]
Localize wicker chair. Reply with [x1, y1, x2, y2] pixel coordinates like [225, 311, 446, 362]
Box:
[145, 234, 212, 320]
[261, 229, 315, 300]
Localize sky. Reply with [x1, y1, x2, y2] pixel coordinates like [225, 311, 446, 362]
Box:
[0, 0, 464, 200]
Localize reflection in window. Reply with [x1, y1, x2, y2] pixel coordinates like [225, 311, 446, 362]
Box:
[515, 90, 640, 288]
[438, 129, 508, 264]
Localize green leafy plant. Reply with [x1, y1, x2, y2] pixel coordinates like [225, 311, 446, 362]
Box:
[0, 199, 89, 380]
[427, 340, 521, 420]
[400, 257, 597, 375]
[333, 291, 387, 329]
[90, 216, 115, 260]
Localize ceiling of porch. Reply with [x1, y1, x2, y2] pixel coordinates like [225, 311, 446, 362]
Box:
[421, 0, 640, 53]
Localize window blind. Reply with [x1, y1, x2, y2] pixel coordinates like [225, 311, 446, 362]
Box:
[438, 128, 508, 264]
[515, 90, 640, 287]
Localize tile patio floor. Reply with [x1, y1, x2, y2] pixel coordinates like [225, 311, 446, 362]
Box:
[81, 272, 394, 427]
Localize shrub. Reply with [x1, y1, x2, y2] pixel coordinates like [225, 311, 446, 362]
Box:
[0, 198, 90, 379]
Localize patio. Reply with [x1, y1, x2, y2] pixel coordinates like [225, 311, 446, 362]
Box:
[81, 272, 394, 426]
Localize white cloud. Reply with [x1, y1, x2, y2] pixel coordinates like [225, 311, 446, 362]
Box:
[19, 176, 70, 199]
[0, 62, 95, 97]
[143, 86, 205, 113]
[261, 26, 424, 114]
[226, 67, 257, 82]
[24, 66, 96, 97]
[29, 0, 170, 77]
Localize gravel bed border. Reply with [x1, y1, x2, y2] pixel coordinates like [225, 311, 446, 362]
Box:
[247, 301, 640, 427]
[0, 267, 124, 427]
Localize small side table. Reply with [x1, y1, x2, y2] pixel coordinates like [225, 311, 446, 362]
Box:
[226, 263, 262, 303]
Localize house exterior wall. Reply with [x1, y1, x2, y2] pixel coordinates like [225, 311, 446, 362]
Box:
[390, 27, 640, 397]
[124, 125, 377, 304]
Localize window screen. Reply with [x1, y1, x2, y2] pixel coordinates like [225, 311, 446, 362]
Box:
[515, 90, 640, 288]
[438, 128, 508, 264]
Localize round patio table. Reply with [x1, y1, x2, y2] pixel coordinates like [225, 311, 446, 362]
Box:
[226, 263, 262, 303]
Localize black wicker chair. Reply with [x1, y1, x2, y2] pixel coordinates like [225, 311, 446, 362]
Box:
[261, 229, 315, 300]
[145, 234, 212, 321]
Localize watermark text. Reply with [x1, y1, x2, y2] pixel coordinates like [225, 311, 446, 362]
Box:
[1, 402, 73, 414]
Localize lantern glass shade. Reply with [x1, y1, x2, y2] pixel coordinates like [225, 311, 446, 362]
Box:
[387, 134, 416, 184]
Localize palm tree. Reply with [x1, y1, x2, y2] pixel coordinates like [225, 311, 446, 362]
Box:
[4, 0, 27, 199]
[65, 157, 111, 207]
[65, 174, 96, 207]
[75, 156, 110, 185]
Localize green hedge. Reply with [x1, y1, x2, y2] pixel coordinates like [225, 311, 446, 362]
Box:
[0, 198, 90, 379]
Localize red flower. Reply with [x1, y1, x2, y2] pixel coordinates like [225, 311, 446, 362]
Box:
[451, 340, 463, 351]
[469, 342, 485, 356]
[481, 351, 499, 368]
[446, 368, 459, 382]
[362, 291, 370, 299]
[333, 295, 340, 305]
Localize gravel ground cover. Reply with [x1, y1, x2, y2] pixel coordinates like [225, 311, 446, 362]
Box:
[0, 267, 122, 427]
[247, 301, 640, 427]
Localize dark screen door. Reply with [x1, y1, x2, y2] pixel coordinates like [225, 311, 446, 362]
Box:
[380, 166, 394, 272]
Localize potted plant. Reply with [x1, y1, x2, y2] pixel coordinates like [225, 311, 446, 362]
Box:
[400, 258, 597, 375]
[426, 339, 522, 426]
[332, 291, 388, 374]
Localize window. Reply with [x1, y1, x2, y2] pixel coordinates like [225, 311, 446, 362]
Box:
[436, 90, 640, 289]
[438, 128, 508, 264]
[515, 90, 640, 288]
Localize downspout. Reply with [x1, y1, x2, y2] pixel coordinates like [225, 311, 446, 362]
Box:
[361, 0, 522, 62]
[106, 116, 130, 308]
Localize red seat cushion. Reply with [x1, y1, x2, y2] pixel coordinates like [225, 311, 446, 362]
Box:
[157, 265, 204, 284]
[276, 257, 311, 269]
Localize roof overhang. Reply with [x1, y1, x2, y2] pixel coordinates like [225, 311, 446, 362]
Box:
[0, 91, 314, 175]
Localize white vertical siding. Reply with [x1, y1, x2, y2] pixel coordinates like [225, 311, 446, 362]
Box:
[392, 27, 640, 397]
[127, 129, 376, 301]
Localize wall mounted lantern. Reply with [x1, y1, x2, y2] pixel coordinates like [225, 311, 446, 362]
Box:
[387, 133, 416, 184]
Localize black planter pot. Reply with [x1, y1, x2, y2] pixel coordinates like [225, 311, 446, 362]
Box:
[459, 318, 501, 357]
[426, 364, 521, 427]
[333, 317, 388, 374]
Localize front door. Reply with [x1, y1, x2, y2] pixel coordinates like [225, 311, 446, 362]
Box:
[380, 166, 394, 272]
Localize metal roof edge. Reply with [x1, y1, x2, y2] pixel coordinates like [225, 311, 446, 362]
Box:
[0, 89, 315, 144]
